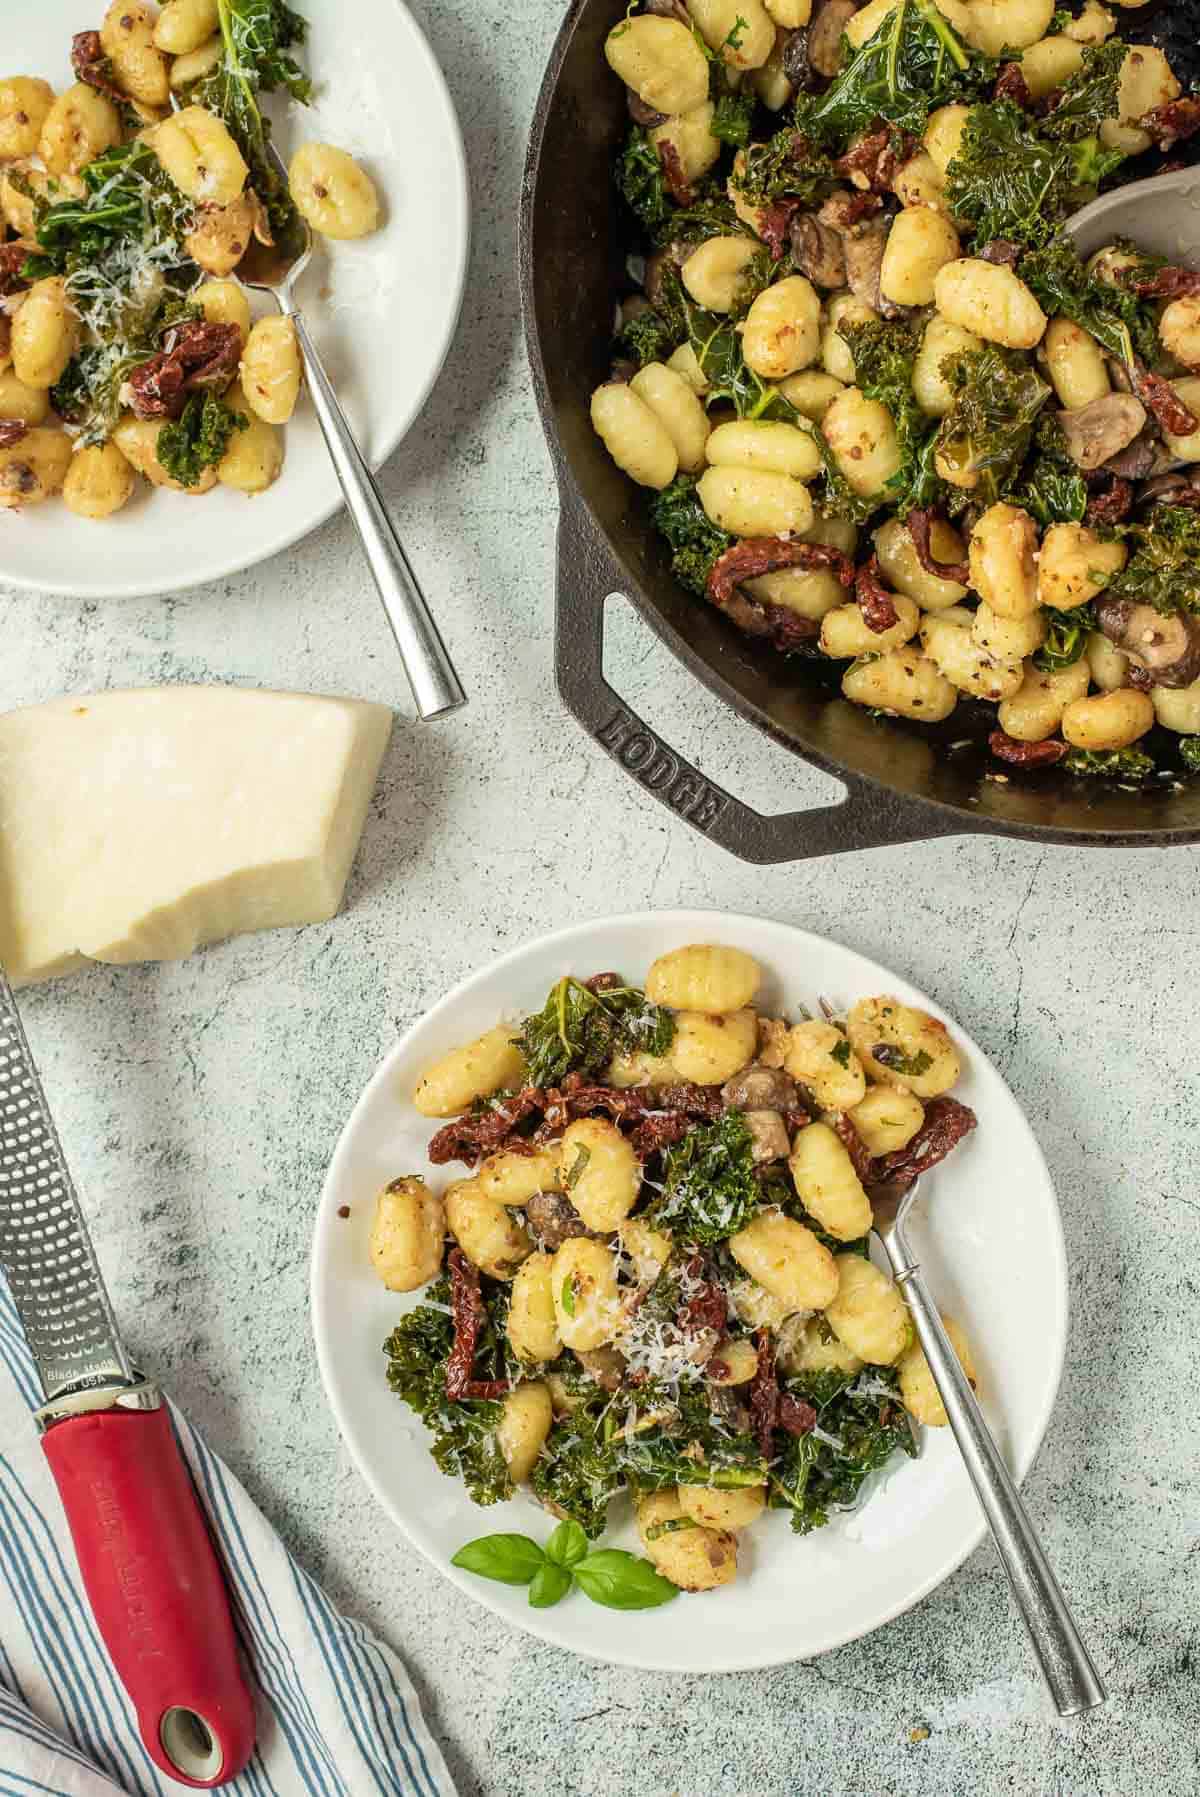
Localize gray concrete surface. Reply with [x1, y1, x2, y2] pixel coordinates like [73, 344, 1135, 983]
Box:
[3, 2, 1198, 1791]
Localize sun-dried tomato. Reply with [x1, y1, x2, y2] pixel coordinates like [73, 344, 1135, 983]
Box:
[0, 419, 28, 448]
[906, 507, 970, 585]
[584, 972, 623, 994]
[1139, 96, 1200, 150]
[834, 128, 915, 192]
[750, 1329, 815, 1457]
[679, 1256, 728, 1336]
[71, 29, 126, 104]
[855, 555, 900, 633]
[445, 1248, 509, 1401]
[994, 62, 1032, 108]
[707, 539, 854, 654]
[0, 241, 32, 298]
[127, 321, 243, 421]
[834, 1112, 875, 1186]
[758, 198, 801, 262]
[1132, 361, 1198, 438]
[656, 139, 694, 208]
[427, 1088, 544, 1166]
[1121, 264, 1200, 300]
[1084, 476, 1133, 528]
[873, 1096, 978, 1191]
[988, 729, 1067, 768]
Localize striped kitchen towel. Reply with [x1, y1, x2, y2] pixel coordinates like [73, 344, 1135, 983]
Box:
[0, 1279, 456, 1797]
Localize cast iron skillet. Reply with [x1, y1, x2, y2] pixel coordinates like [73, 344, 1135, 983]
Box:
[519, 0, 1200, 863]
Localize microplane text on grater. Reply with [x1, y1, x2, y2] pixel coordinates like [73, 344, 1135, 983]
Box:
[0, 973, 132, 1402]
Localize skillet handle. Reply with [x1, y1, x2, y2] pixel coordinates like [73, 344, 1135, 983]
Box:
[555, 496, 958, 865]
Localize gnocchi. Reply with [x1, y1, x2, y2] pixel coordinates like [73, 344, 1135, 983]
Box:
[240, 316, 302, 425]
[645, 944, 761, 1013]
[369, 1177, 445, 1292]
[288, 143, 380, 240]
[824, 1255, 912, 1366]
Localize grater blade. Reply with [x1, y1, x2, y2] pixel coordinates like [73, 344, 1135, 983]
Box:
[0, 972, 132, 1404]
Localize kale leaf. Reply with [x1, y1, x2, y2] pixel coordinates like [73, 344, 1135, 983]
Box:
[838, 316, 942, 513]
[614, 1383, 768, 1491]
[1021, 237, 1160, 370]
[616, 127, 673, 235]
[943, 99, 1124, 249]
[516, 975, 674, 1088]
[1039, 40, 1125, 144]
[652, 191, 749, 249]
[650, 474, 734, 595]
[1033, 602, 1093, 672]
[1179, 738, 1200, 774]
[193, 0, 311, 256]
[22, 142, 193, 282]
[1063, 747, 1155, 781]
[156, 390, 247, 487]
[616, 263, 687, 369]
[686, 303, 802, 418]
[652, 1111, 761, 1245]
[731, 126, 837, 205]
[769, 1369, 917, 1535]
[936, 344, 1052, 507]
[51, 292, 203, 447]
[711, 90, 756, 149]
[1105, 505, 1200, 618]
[1005, 415, 1089, 527]
[795, 0, 994, 144]
[531, 1403, 622, 1540]
[383, 1278, 513, 1507]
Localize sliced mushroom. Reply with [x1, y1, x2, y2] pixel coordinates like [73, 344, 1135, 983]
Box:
[721, 1063, 800, 1110]
[781, 26, 818, 91]
[577, 1346, 627, 1391]
[789, 211, 846, 288]
[1138, 469, 1200, 504]
[806, 0, 859, 78]
[1102, 427, 1165, 481]
[743, 1109, 792, 1164]
[626, 87, 668, 129]
[524, 1189, 590, 1252]
[1057, 394, 1147, 470]
[644, 241, 689, 311]
[1096, 596, 1200, 688]
[841, 214, 903, 318]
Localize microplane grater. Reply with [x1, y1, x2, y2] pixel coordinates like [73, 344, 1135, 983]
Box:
[0, 970, 132, 1405]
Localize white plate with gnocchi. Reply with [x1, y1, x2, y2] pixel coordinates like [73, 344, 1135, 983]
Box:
[311, 910, 1068, 1671]
[1, 0, 468, 598]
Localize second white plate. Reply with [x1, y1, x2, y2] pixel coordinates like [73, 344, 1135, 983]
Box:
[7, 0, 469, 599]
[311, 910, 1068, 1673]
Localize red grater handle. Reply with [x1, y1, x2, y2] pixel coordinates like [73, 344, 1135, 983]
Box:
[41, 1405, 256, 1788]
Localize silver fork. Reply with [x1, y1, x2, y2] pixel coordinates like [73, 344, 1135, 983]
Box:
[872, 1178, 1105, 1716]
[237, 149, 466, 721]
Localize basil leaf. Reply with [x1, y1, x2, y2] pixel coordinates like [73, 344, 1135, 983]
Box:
[560, 1276, 577, 1317]
[572, 1550, 680, 1610]
[452, 1533, 546, 1586]
[528, 1562, 573, 1609]
[545, 1519, 588, 1569]
[564, 1146, 591, 1192]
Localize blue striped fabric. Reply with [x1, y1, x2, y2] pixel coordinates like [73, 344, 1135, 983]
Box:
[0, 1279, 455, 1797]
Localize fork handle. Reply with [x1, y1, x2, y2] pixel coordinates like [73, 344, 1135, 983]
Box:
[879, 1241, 1106, 1717]
[285, 305, 466, 721]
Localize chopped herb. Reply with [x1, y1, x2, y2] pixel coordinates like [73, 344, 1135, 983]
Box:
[830, 1038, 852, 1069]
[1179, 738, 1200, 774]
[871, 1044, 933, 1078]
[564, 1146, 591, 1192]
[561, 1276, 577, 1318]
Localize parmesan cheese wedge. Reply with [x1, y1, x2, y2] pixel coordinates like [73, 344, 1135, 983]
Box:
[0, 686, 393, 985]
